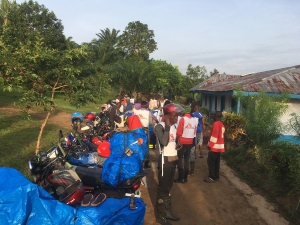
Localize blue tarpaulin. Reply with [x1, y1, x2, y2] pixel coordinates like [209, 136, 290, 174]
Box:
[0, 168, 145, 225]
[67, 152, 107, 167]
[109, 129, 148, 160]
[101, 154, 142, 187]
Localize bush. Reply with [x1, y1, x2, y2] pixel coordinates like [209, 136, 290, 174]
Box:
[199, 106, 209, 116]
[240, 92, 288, 148]
[222, 112, 247, 149]
[222, 144, 300, 223]
[263, 142, 300, 194]
[222, 148, 267, 187]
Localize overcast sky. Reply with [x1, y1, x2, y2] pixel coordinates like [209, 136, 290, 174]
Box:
[17, 0, 300, 75]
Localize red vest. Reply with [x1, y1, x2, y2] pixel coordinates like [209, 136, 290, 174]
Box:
[208, 121, 225, 153]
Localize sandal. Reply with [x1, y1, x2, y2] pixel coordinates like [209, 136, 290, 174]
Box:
[81, 193, 94, 207]
[91, 193, 107, 206]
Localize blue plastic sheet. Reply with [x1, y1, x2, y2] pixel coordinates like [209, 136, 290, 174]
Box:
[109, 129, 148, 160]
[101, 154, 142, 187]
[68, 152, 97, 167]
[67, 152, 106, 167]
[0, 168, 145, 225]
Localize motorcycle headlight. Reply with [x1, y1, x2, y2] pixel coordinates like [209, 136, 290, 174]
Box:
[47, 147, 58, 159]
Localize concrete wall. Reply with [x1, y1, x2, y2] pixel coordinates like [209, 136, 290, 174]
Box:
[280, 99, 300, 135]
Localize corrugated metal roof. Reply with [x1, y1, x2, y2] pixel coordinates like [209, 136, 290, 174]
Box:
[190, 65, 300, 94]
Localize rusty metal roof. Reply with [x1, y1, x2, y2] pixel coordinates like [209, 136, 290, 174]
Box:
[190, 65, 300, 95]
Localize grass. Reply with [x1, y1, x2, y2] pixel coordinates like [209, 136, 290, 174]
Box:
[0, 90, 115, 179]
[0, 89, 23, 107]
[0, 89, 115, 113]
[222, 146, 300, 224]
[0, 111, 71, 179]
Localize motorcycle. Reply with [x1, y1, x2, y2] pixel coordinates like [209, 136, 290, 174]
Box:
[28, 131, 147, 206]
[82, 112, 113, 138]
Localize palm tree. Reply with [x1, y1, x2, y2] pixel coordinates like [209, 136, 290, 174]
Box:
[91, 28, 122, 65]
[96, 28, 120, 47]
[66, 36, 79, 50]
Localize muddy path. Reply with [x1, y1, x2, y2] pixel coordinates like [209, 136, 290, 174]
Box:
[0, 107, 289, 225]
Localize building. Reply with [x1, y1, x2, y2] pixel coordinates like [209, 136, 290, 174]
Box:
[189, 65, 300, 142]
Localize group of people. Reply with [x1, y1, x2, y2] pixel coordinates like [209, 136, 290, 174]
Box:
[99, 94, 170, 130]
[99, 95, 225, 225]
[154, 102, 225, 225]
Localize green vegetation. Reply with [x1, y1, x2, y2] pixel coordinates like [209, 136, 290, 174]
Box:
[222, 93, 300, 224]
[222, 143, 300, 223]
[1, 0, 219, 154]
[240, 92, 288, 148]
[0, 89, 22, 106]
[0, 111, 70, 179]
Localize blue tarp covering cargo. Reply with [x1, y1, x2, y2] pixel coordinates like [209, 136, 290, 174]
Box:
[0, 168, 145, 225]
[101, 154, 142, 187]
[109, 129, 148, 160]
[67, 152, 106, 167]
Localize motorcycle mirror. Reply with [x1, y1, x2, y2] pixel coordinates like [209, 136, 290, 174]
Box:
[55, 148, 60, 156]
[28, 160, 33, 170]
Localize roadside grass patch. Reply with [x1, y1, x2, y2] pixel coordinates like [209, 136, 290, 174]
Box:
[222, 144, 300, 224]
[0, 111, 70, 179]
[0, 89, 114, 114]
[0, 90, 23, 107]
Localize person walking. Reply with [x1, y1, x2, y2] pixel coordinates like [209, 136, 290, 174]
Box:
[134, 101, 157, 142]
[109, 100, 121, 129]
[155, 103, 183, 225]
[134, 101, 157, 170]
[125, 96, 133, 112]
[204, 111, 225, 183]
[149, 94, 158, 110]
[174, 110, 198, 183]
[191, 102, 206, 158]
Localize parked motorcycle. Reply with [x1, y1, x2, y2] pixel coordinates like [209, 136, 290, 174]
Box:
[28, 131, 146, 205]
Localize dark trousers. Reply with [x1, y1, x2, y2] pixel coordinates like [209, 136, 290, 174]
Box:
[157, 166, 176, 201]
[207, 151, 221, 179]
[177, 144, 193, 180]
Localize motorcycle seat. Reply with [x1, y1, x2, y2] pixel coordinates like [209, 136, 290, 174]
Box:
[75, 166, 105, 187]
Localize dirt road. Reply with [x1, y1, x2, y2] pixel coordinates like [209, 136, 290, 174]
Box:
[1, 108, 289, 225]
[142, 148, 288, 225]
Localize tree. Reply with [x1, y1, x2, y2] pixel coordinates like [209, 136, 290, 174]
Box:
[2, 0, 66, 50]
[240, 92, 288, 148]
[96, 28, 120, 47]
[210, 68, 219, 76]
[66, 36, 79, 50]
[118, 21, 157, 60]
[0, 0, 16, 31]
[0, 1, 99, 154]
[0, 0, 15, 19]
[0, 35, 98, 154]
[147, 60, 182, 98]
[101, 22, 158, 96]
[108, 55, 150, 98]
[90, 28, 122, 66]
[186, 64, 208, 81]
